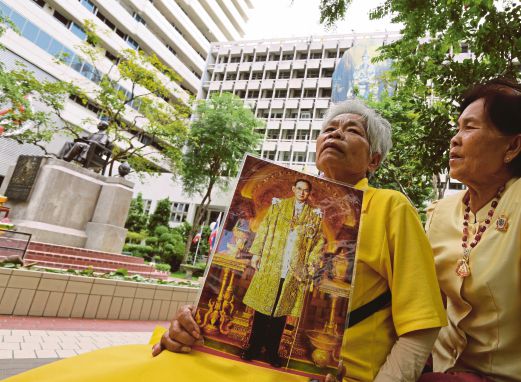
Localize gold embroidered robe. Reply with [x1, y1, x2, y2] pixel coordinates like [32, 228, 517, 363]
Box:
[243, 197, 324, 317]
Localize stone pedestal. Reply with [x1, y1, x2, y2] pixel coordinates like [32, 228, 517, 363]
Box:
[0, 156, 134, 253]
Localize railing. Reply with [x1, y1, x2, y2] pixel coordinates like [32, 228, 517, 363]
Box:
[0, 229, 32, 260]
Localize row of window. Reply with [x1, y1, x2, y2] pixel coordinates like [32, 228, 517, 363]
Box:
[139, 199, 189, 223]
[79, 0, 202, 83]
[78, 0, 140, 51]
[262, 150, 316, 163]
[208, 88, 331, 99]
[214, 68, 334, 81]
[261, 129, 321, 141]
[12, 1, 143, 111]
[217, 49, 344, 64]
[256, 108, 327, 120]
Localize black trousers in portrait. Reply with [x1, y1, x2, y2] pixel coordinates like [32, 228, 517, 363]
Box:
[246, 278, 287, 358]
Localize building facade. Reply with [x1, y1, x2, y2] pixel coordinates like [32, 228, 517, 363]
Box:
[0, 0, 253, 187]
[201, 33, 397, 174]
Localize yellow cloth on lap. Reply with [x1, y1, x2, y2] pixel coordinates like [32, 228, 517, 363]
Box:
[5, 327, 308, 382]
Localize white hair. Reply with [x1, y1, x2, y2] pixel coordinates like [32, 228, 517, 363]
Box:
[322, 99, 393, 163]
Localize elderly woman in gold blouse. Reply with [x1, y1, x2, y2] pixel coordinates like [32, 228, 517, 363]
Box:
[420, 78, 521, 382]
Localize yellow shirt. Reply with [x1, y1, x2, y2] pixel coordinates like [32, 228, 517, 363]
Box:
[426, 177, 521, 382]
[342, 179, 447, 381]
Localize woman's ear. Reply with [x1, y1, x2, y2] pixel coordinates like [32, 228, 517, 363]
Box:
[367, 153, 382, 174]
[505, 134, 521, 163]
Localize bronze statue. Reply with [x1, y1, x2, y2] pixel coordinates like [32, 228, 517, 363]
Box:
[58, 117, 112, 171]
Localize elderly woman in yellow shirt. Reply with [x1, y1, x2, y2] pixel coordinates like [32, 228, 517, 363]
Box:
[420, 79, 521, 382]
[156, 99, 447, 382]
[5, 100, 446, 382]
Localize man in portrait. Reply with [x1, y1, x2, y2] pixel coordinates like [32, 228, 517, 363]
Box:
[242, 179, 325, 367]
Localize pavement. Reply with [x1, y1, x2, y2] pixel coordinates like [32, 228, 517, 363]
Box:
[0, 315, 170, 380]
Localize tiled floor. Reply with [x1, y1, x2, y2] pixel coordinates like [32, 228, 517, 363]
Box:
[0, 315, 170, 380]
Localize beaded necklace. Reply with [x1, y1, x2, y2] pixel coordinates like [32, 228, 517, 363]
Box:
[456, 185, 505, 278]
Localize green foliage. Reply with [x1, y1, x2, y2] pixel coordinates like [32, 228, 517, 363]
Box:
[318, 0, 521, 208]
[125, 193, 149, 232]
[181, 92, 263, 258]
[0, 15, 77, 146]
[155, 263, 171, 272]
[126, 231, 146, 243]
[122, 243, 154, 258]
[148, 199, 172, 233]
[65, 20, 190, 175]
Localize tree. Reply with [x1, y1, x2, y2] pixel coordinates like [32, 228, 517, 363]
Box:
[318, 0, 521, 208]
[147, 198, 172, 233]
[125, 193, 149, 232]
[180, 92, 263, 259]
[59, 20, 190, 175]
[0, 16, 78, 149]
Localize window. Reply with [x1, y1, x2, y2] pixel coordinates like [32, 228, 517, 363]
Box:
[53, 10, 70, 27]
[281, 129, 294, 140]
[270, 111, 283, 118]
[105, 50, 119, 64]
[235, 90, 246, 98]
[316, 109, 327, 118]
[285, 109, 298, 119]
[321, 68, 334, 77]
[296, 129, 309, 140]
[70, 22, 87, 40]
[80, 0, 97, 13]
[251, 72, 263, 80]
[170, 202, 189, 223]
[307, 69, 319, 78]
[290, 89, 302, 98]
[309, 52, 322, 59]
[311, 130, 320, 140]
[263, 151, 276, 160]
[303, 89, 316, 98]
[133, 12, 146, 25]
[230, 56, 240, 63]
[308, 152, 316, 162]
[278, 71, 290, 79]
[326, 50, 337, 58]
[265, 71, 276, 79]
[261, 90, 273, 98]
[274, 89, 286, 98]
[255, 54, 266, 62]
[247, 90, 259, 98]
[300, 110, 311, 119]
[143, 199, 152, 215]
[126, 36, 140, 50]
[282, 53, 293, 60]
[293, 152, 306, 162]
[243, 54, 253, 62]
[269, 53, 280, 61]
[267, 130, 279, 139]
[239, 72, 249, 80]
[97, 13, 116, 30]
[32, 0, 45, 7]
[292, 70, 304, 78]
[225, 72, 236, 80]
[278, 151, 291, 161]
[319, 88, 331, 98]
[297, 52, 307, 60]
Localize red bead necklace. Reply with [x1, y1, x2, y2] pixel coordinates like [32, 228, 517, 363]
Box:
[456, 185, 505, 278]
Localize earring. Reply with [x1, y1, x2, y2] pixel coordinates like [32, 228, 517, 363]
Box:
[505, 156, 511, 163]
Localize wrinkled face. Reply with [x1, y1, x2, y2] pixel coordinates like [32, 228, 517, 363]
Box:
[292, 181, 311, 202]
[450, 98, 513, 187]
[316, 113, 376, 183]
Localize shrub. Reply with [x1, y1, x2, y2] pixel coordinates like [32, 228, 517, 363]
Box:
[155, 263, 171, 272]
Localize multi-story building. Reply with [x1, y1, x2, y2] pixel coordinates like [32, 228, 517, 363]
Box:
[201, 32, 397, 174]
[132, 32, 402, 226]
[0, 0, 253, 185]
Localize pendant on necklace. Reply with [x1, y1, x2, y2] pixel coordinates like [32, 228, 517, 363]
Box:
[456, 251, 471, 278]
[495, 215, 509, 232]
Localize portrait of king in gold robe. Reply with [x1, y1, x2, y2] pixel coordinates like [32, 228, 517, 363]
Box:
[241, 178, 325, 367]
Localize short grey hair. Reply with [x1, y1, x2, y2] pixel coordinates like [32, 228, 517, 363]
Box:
[322, 99, 393, 162]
